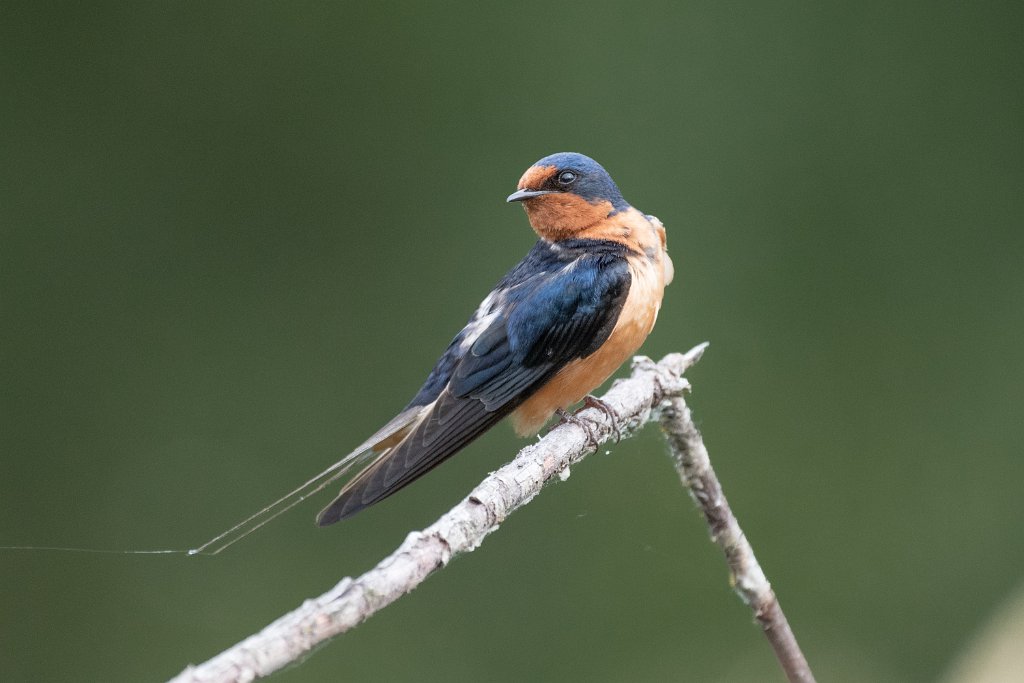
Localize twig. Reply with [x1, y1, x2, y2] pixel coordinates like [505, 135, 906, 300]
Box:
[659, 392, 817, 683]
[170, 343, 813, 683]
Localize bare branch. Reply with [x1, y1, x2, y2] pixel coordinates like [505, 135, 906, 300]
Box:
[170, 343, 813, 683]
[659, 393, 817, 683]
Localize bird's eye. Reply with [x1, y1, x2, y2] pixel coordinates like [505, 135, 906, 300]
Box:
[557, 170, 577, 186]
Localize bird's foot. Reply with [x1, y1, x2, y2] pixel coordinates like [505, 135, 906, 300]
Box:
[583, 395, 622, 443]
[554, 408, 601, 450]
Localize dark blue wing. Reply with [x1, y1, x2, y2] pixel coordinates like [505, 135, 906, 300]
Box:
[316, 240, 631, 524]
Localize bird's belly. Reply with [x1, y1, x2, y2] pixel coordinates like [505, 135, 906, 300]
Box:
[510, 256, 664, 436]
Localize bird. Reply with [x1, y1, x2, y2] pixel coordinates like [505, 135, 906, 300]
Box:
[315, 152, 674, 526]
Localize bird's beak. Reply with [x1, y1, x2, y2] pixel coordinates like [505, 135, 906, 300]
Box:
[506, 188, 556, 203]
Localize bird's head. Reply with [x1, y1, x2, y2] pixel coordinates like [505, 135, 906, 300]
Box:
[507, 152, 630, 241]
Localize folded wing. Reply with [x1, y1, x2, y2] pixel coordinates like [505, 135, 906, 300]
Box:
[317, 245, 631, 525]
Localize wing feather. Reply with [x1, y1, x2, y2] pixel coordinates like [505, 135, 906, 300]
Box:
[316, 243, 632, 525]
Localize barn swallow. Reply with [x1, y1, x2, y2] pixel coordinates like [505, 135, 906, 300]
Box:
[316, 152, 674, 526]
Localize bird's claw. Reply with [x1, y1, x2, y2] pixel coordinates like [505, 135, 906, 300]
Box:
[583, 395, 622, 443]
[552, 395, 621, 448]
[554, 408, 601, 450]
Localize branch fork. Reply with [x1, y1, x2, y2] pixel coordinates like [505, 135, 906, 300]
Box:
[171, 343, 815, 683]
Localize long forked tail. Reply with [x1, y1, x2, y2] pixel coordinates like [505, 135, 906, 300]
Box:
[315, 390, 509, 526]
[189, 406, 427, 555]
[188, 447, 375, 555]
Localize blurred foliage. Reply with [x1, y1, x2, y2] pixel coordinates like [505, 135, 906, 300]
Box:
[1, 2, 1022, 681]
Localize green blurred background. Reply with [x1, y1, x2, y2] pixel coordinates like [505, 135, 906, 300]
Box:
[2, 2, 1022, 681]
